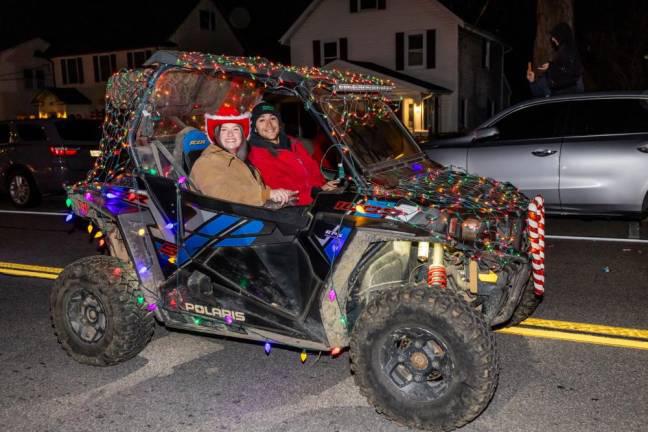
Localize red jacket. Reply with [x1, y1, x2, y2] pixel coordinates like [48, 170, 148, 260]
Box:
[248, 136, 326, 205]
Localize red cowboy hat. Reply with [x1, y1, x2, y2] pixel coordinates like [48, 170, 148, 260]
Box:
[204, 105, 251, 144]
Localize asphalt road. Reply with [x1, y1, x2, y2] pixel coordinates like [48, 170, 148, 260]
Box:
[0, 197, 647, 432]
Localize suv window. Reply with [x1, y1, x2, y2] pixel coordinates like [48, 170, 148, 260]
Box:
[0, 124, 9, 143]
[567, 98, 648, 136]
[493, 102, 568, 141]
[16, 124, 47, 141]
[54, 120, 102, 141]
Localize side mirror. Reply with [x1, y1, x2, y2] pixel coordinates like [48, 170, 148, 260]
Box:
[473, 127, 499, 142]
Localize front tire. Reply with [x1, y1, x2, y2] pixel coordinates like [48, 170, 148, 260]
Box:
[50, 256, 154, 366]
[350, 285, 498, 431]
[508, 276, 542, 326]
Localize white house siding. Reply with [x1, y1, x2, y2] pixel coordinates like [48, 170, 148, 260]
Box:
[287, 0, 460, 132]
[169, 0, 243, 55]
[0, 38, 52, 120]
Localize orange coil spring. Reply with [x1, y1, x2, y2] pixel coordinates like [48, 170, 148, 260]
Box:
[427, 265, 447, 288]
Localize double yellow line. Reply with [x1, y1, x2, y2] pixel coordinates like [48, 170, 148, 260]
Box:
[1, 260, 647, 351]
[0, 261, 62, 280]
[497, 318, 648, 351]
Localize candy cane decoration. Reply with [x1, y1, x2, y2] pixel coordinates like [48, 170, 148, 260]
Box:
[527, 196, 545, 295]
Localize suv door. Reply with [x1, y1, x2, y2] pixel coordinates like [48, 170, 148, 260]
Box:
[467, 101, 568, 209]
[560, 97, 648, 214]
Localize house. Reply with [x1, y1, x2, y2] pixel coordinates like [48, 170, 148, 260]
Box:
[280, 0, 511, 135]
[0, 38, 53, 120]
[20, 0, 244, 119]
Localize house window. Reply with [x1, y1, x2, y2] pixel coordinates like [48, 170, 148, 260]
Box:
[61, 58, 84, 85]
[351, 0, 386, 11]
[459, 98, 469, 130]
[322, 41, 338, 64]
[23, 69, 34, 89]
[93, 54, 117, 82]
[127, 50, 152, 69]
[200, 9, 216, 31]
[482, 40, 491, 69]
[406, 33, 425, 67]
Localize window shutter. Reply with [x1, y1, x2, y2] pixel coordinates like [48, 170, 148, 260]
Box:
[339, 38, 348, 60]
[93, 56, 100, 82]
[61, 60, 68, 85]
[77, 58, 84, 84]
[395, 32, 404, 71]
[426, 29, 436, 69]
[378, 0, 386, 9]
[110, 54, 117, 73]
[313, 40, 322, 67]
[127, 53, 133, 69]
[350, 0, 358, 13]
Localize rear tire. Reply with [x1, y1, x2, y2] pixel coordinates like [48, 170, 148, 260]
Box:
[7, 169, 40, 208]
[350, 284, 498, 431]
[50, 256, 154, 366]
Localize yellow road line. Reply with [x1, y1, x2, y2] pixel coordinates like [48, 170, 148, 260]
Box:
[0, 268, 58, 280]
[0, 261, 62, 274]
[521, 317, 648, 340]
[497, 326, 648, 351]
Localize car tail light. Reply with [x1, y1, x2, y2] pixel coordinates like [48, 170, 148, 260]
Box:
[50, 146, 78, 157]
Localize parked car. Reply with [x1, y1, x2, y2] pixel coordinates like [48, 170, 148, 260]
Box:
[422, 92, 648, 217]
[0, 118, 102, 207]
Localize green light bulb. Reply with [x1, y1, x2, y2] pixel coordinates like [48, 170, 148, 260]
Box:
[137, 296, 144, 305]
[65, 198, 73, 208]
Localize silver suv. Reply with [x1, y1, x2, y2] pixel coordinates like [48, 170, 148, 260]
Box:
[423, 92, 648, 217]
[0, 119, 101, 207]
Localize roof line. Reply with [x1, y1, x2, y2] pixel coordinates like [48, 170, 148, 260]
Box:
[279, 0, 323, 45]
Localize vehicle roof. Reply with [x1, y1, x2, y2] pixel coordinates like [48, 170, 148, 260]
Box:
[482, 91, 648, 128]
[145, 50, 394, 90]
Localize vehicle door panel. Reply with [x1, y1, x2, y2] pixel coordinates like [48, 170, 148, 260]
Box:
[467, 102, 568, 208]
[144, 175, 324, 340]
[560, 98, 648, 214]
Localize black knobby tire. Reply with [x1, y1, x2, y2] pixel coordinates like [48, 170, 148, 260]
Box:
[50, 256, 154, 366]
[350, 285, 498, 431]
[7, 169, 40, 208]
[508, 276, 542, 326]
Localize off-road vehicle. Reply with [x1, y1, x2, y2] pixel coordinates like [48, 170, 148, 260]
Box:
[50, 51, 545, 431]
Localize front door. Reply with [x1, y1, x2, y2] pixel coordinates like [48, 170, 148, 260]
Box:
[468, 101, 569, 209]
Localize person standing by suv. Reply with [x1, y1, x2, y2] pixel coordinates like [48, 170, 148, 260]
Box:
[526, 22, 584, 97]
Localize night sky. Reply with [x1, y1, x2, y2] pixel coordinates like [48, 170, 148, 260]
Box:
[2, 0, 646, 102]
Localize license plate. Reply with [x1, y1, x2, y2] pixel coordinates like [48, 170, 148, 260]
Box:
[90, 150, 102, 157]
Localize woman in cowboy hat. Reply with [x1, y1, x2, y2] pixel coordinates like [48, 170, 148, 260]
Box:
[190, 105, 297, 207]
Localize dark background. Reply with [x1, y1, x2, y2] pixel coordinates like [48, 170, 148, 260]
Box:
[2, 0, 647, 103]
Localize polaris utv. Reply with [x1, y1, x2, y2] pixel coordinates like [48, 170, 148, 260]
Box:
[50, 51, 545, 431]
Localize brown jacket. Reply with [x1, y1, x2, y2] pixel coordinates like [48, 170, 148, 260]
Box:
[190, 144, 271, 206]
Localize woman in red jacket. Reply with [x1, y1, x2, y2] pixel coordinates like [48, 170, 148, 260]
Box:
[247, 102, 339, 206]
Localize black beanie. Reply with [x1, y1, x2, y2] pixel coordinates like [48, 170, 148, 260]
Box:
[251, 102, 281, 131]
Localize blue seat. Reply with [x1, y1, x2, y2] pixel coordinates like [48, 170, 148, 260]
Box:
[175, 127, 209, 172]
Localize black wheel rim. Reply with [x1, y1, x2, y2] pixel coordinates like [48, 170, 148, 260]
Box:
[9, 175, 30, 205]
[65, 289, 107, 343]
[379, 326, 455, 402]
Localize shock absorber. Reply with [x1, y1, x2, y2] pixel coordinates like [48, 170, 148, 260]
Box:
[427, 242, 447, 288]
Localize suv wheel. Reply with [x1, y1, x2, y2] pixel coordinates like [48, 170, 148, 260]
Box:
[50, 256, 154, 366]
[350, 285, 498, 431]
[7, 170, 40, 208]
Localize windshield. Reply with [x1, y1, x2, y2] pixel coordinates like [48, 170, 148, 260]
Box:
[319, 97, 421, 168]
